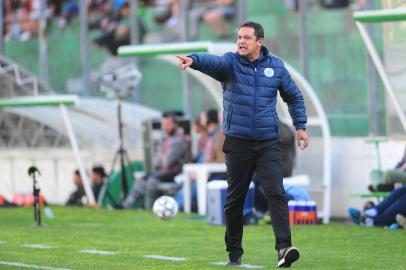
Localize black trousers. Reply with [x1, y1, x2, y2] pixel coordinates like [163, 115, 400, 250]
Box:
[223, 136, 292, 259]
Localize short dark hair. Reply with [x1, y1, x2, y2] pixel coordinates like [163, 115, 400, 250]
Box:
[239, 21, 264, 40]
[92, 165, 106, 177]
[206, 109, 219, 125]
[162, 110, 183, 124]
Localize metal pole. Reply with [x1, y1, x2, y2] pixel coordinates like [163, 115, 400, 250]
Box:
[129, 0, 140, 103]
[356, 21, 406, 133]
[298, 0, 309, 79]
[117, 97, 129, 197]
[366, 0, 378, 136]
[129, 0, 140, 45]
[236, 0, 246, 25]
[180, 0, 192, 116]
[79, 0, 91, 95]
[0, 1, 4, 55]
[60, 104, 96, 204]
[39, 0, 48, 83]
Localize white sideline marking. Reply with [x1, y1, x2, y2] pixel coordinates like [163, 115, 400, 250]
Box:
[0, 241, 7, 244]
[22, 244, 51, 249]
[0, 261, 71, 270]
[211, 262, 264, 269]
[143, 255, 187, 261]
[80, 249, 118, 255]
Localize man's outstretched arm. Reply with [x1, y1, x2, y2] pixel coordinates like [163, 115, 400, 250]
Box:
[176, 54, 230, 82]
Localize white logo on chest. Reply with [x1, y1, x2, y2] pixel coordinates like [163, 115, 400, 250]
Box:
[264, 68, 274, 77]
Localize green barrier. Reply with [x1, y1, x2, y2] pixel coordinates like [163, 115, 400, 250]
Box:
[101, 161, 144, 208]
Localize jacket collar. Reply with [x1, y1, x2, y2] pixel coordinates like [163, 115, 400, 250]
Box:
[238, 46, 270, 65]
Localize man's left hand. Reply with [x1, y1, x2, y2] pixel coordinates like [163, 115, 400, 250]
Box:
[296, 129, 309, 150]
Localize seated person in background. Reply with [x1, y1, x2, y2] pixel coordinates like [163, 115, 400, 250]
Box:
[122, 112, 190, 209]
[92, 2, 146, 55]
[66, 170, 85, 206]
[189, 0, 236, 40]
[66, 166, 106, 206]
[349, 185, 406, 227]
[369, 145, 406, 192]
[91, 165, 107, 202]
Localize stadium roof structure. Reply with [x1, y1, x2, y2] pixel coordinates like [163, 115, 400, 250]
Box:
[2, 97, 161, 149]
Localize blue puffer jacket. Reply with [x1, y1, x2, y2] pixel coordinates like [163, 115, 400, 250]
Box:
[190, 46, 307, 141]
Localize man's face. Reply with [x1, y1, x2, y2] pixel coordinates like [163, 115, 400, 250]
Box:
[91, 173, 103, 185]
[161, 117, 176, 135]
[73, 174, 82, 187]
[237, 27, 263, 59]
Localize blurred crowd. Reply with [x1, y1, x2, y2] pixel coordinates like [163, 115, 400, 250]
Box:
[2, 1, 374, 54]
[2, 0, 237, 54]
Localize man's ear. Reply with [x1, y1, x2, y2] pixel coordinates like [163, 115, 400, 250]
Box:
[257, 38, 264, 47]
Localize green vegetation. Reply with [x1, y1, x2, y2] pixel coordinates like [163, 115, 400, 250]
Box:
[0, 207, 404, 269]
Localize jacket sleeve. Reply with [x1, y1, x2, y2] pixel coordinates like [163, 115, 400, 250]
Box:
[189, 53, 231, 82]
[279, 62, 307, 130]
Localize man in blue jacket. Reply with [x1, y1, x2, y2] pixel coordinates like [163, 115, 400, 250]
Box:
[177, 21, 308, 268]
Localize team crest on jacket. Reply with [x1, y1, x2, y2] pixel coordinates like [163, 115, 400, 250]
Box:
[264, 68, 274, 77]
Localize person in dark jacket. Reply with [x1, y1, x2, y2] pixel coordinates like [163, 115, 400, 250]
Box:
[66, 170, 85, 206]
[176, 21, 308, 267]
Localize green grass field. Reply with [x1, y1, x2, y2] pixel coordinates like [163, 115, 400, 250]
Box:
[0, 207, 405, 269]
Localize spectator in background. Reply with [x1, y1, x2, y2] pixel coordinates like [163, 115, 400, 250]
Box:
[92, 1, 146, 55]
[4, 0, 34, 41]
[369, 145, 406, 192]
[349, 185, 406, 228]
[152, 0, 181, 41]
[66, 166, 106, 206]
[58, 0, 79, 31]
[189, 0, 236, 40]
[122, 113, 190, 209]
[90, 165, 107, 202]
[66, 169, 85, 206]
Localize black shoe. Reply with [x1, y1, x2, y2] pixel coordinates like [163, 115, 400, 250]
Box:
[226, 257, 241, 266]
[277, 247, 300, 268]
